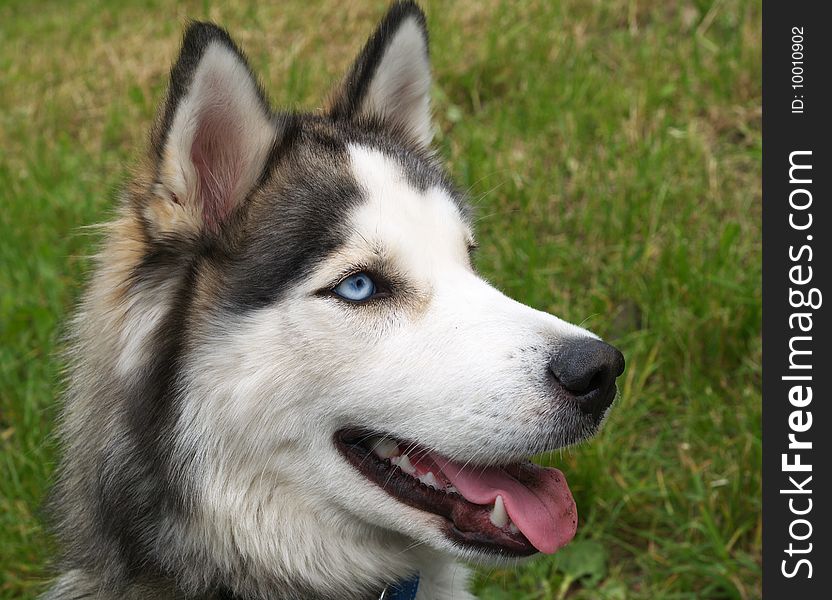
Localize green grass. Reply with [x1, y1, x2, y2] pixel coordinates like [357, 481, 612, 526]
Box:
[0, 0, 761, 598]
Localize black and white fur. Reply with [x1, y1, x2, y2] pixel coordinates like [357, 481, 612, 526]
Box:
[44, 3, 617, 599]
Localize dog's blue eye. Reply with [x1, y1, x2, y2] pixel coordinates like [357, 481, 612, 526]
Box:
[332, 272, 377, 302]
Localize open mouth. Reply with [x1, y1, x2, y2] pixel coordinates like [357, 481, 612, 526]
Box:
[335, 429, 577, 557]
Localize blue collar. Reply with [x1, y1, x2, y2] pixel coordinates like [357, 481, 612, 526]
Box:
[380, 574, 420, 600]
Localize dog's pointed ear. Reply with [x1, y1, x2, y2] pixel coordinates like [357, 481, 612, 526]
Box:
[150, 22, 277, 234]
[327, 1, 432, 148]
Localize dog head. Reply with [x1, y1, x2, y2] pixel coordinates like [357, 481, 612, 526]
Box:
[59, 2, 624, 597]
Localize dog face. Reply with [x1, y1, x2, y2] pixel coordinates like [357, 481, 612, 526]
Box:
[57, 2, 623, 597]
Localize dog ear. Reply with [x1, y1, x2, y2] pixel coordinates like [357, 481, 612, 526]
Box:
[328, 1, 432, 148]
[150, 22, 277, 234]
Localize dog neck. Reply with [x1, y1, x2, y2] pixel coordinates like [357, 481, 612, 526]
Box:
[213, 575, 419, 600]
[379, 574, 420, 600]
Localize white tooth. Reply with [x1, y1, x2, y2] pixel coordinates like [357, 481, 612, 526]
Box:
[418, 471, 440, 489]
[447, 485, 459, 495]
[489, 495, 508, 528]
[391, 454, 416, 475]
[509, 522, 520, 534]
[371, 437, 400, 459]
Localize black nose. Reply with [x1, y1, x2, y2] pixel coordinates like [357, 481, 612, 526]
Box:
[549, 339, 625, 417]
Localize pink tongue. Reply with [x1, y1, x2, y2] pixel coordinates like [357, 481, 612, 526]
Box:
[431, 455, 577, 554]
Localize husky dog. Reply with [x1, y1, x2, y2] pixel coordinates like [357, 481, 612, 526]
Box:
[45, 2, 624, 599]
